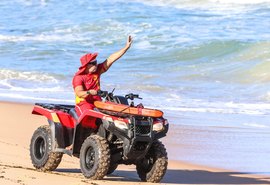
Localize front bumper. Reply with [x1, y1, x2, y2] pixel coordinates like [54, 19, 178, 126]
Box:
[101, 117, 169, 161]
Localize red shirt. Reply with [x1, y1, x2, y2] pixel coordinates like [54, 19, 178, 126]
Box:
[72, 63, 107, 104]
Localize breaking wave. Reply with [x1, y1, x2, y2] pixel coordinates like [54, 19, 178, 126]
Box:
[134, 0, 270, 8]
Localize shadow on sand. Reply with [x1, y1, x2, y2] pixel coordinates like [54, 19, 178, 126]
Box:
[55, 168, 270, 184]
[55, 168, 81, 173]
[161, 169, 270, 184]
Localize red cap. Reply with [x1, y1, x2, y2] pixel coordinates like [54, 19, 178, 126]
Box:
[76, 53, 98, 75]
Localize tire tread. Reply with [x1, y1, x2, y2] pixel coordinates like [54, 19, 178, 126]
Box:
[30, 125, 63, 171]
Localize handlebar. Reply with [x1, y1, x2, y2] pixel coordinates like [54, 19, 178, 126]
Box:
[97, 90, 109, 98]
[125, 93, 142, 100]
[97, 90, 142, 100]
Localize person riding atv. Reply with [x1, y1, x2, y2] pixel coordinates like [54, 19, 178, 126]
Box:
[30, 36, 169, 183]
[72, 36, 132, 129]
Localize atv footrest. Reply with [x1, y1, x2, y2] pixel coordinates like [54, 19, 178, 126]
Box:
[53, 148, 73, 156]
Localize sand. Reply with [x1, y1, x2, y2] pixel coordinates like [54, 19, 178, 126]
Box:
[0, 101, 269, 185]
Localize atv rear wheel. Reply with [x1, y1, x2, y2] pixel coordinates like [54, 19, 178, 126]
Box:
[30, 125, 63, 171]
[136, 140, 168, 183]
[80, 135, 110, 180]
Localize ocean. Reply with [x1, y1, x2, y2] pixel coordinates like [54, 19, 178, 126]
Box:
[0, 0, 269, 174]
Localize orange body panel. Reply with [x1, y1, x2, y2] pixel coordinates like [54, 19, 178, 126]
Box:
[94, 101, 163, 118]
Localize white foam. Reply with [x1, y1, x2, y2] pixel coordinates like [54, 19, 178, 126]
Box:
[210, 0, 270, 4]
[162, 106, 267, 115]
[0, 92, 73, 103]
[135, 40, 153, 50]
[161, 97, 270, 115]
[133, 0, 270, 12]
[8, 86, 63, 92]
[242, 122, 269, 128]
[264, 92, 270, 101]
[0, 34, 73, 42]
[0, 69, 59, 83]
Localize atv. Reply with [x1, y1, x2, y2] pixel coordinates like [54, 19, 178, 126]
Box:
[30, 90, 169, 183]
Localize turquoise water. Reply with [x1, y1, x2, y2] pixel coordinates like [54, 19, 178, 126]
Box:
[0, 0, 270, 174]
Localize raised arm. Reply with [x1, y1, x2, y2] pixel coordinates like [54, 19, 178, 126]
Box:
[104, 36, 133, 70]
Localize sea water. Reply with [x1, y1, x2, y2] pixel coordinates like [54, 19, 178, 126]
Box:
[0, 0, 269, 174]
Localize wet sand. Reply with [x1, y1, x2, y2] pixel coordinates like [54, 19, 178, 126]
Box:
[0, 101, 269, 185]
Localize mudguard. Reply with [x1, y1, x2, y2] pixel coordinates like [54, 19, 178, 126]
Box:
[32, 105, 75, 128]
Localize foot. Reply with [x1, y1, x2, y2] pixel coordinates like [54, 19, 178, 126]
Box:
[65, 144, 73, 150]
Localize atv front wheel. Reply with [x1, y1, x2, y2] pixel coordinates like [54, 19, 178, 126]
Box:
[136, 140, 168, 183]
[80, 135, 110, 180]
[30, 125, 63, 171]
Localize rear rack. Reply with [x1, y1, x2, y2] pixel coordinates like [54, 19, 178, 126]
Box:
[35, 103, 75, 113]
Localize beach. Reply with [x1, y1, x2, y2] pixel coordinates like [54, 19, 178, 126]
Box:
[1, 0, 270, 184]
[0, 101, 269, 185]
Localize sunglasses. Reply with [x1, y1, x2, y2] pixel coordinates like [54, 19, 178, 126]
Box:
[87, 60, 97, 66]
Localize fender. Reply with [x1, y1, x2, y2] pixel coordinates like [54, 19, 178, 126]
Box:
[32, 105, 75, 128]
[32, 105, 58, 121]
[32, 105, 75, 154]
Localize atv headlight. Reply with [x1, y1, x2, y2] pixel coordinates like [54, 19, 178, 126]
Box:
[153, 122, 164, 132]
[153, 118, 169, 132]
[114, 120, 128, 130]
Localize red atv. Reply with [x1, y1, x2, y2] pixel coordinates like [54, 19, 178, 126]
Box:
[30, 90, 169, 183]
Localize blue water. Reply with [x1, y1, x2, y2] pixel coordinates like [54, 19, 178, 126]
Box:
[0, 0, 270, 174]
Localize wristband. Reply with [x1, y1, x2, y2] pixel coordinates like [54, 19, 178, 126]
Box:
[86, 90, 91, 95]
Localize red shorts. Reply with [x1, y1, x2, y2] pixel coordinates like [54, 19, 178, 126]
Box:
[75, 102, 97, 129]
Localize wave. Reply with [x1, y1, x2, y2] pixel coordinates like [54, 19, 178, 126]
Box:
[0, 69, 61, 82]
[0, 20, 134, 44]
[0, 69, 69, 93]
[164, 99, 270, 115]
[0, 33, 77, 43]
[163, 40, 270, 84]
[262, 92, 270, 102]
[215, 41, 270, 83]
[0, 92, 73, 104]
[132, 0, 270, 16]
[14, 0, 48, 6]
[209, 0, 270, 4]
[242, 122, 270, 128]
[134, 0, 270, 8]
[169, 40, 246, 61]
[0, 69, 73, 103]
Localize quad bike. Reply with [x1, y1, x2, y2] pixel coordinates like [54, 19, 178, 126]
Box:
[30, 90, 169, 183]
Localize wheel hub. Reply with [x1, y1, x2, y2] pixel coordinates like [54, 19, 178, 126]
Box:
[85, 146, 95, 169]
[34, 136, 46, 160]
